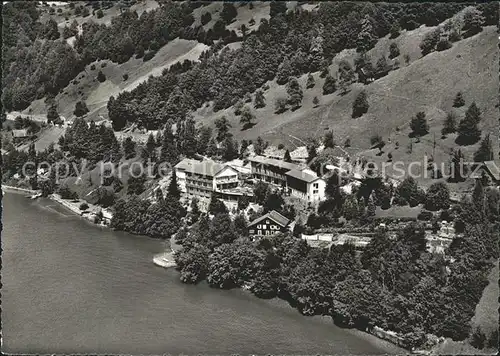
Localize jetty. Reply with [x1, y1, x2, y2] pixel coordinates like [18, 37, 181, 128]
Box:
[153, 251, 177, 268]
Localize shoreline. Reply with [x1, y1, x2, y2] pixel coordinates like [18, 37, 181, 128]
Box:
[1, 188, 433, 353]
[2, 184, 40, 195]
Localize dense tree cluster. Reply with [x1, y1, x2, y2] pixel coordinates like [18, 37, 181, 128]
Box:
[58, 118, 121, 163]
[174, 186, 498, 349]
[111, 192, 186, 239]
[103, 1, 482, 130]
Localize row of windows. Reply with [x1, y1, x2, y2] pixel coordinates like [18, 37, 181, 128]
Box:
[249, 230, 280, 236]
[256, 224, 280, 230]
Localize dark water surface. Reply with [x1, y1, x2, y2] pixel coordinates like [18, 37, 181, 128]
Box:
[1, 192, 403, 354]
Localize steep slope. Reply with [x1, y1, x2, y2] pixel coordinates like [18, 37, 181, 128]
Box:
[193, 25, 498, 183]
[194, 26, 497, 147]
[24, 39, 208, 123]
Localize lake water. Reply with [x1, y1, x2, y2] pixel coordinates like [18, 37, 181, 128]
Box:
[1, 191, 404, 354]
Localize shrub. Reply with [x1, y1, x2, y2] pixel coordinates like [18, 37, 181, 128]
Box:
[420, 28, 441, 55]
[97, 70, 106, 82]
[453, 92, 465, 107]
[123, 73, 129, 81]
[79, 203, 89, 211]
[449, 29, 461, 42]
[436, 38, 451, 51]
[274, 97, 288, 114]
[96, 9, 103, 18]
[143, 50, 156, 62]
[417, 210, 433, 221]
[101, 62, 107, 68]
[389, 42, 400, 59]
[90, 64, 96, 70]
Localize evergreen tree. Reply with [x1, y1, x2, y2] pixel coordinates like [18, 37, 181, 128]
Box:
[307, 143, 317, 163]
[306, 73, 315, 89]
[453, 92, 465, 107]
[342, 195, 360, 220]
[197, 126, 212, 155]
[215, 116, 231, 142]
[254, 89, 266, 108]
[357, 15, 377, 53]
[284, 149, 292, 163]
[222, 136, 239, 161]
[465, 102, 482, 124]
[441, 112, 457, 136]
[143, 133, 157, 161]
[323, 130, 335, 149]
[472, 179, 485, 208]
[190, 198, 201, 224]
[449, 149, 466, 182]
[286, 77, 303, 111]
[123, 137, 137, 159]
[206, 137, 218, 157]
[338, 60, 355, 94]
[253, 136, 266, 155]
[474, 134, 493, 162]
[167, 169, 181, 199]
[312, 96, 319, 107]
[366, 196, 376, 219]
[322, 74, 336, 95]
[276, 57, 293, 85]
[160, 123, 179, 165]
[352, 91, 369, 118]
[457, 103, 482, 145]
[410, 112, 429, 137]
[180, 118, 197, 158]
[239, 139, 249, 157]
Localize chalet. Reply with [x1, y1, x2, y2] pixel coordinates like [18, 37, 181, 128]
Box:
[248, 210, 291, 237]
[285, 168, 326, 203]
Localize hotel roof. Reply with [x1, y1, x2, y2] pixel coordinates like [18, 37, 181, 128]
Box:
[248, 155, 299, 171]
[285, 168, 321, 183]
[248, 210, 290, 228]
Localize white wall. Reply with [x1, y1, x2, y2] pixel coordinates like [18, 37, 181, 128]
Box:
[307, 179, 326, 202]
